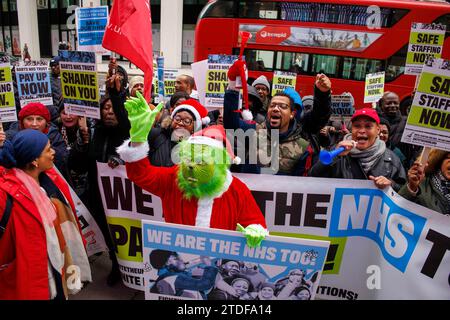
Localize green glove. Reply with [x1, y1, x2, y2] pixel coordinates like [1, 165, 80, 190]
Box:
[237, 223, 269, 248]
[124, 91, 164, 143]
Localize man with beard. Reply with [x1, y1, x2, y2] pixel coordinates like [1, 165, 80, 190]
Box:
[145, 99, 211, 167]
[149, 250, 217, 299]
[223, 61, 332, 176]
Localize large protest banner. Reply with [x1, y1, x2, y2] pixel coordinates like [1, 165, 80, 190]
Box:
[271, 71, 296, 96]
[364, 71, 385, 103]
[97, 164, 450, 299]
[405, 23, 446, 75]
[70, 188, 108, 257]
[97, 163, 164, 289]
[401, 58, 450, 151]
[76, 6, 109, 55]
[205, 55, 237, 109]
[51, 165, 108, 256]
[142, 220, 329, 300]
[15, 65, 52, 107]
[0, 62, 16, 122]
[59, 50, 100, 119]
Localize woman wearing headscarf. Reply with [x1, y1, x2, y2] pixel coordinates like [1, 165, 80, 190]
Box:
[309, 108, 406, 191]
[399, 149, 450, 216]
[0, 129, 91, 300]
[5, 102, 70, 180]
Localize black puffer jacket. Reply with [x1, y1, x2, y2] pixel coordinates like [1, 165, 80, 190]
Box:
[309, 148, 407, 192]
[146, 117, 177, 167]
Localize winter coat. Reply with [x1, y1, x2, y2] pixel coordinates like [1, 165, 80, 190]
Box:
[0, 166, 84, 300]
[118, 141, 267, 231]
[398, 176, 450, 216]
[146, 117, 177, 167]
[223, 86, 331, 176]
[309, 148, 407, 192]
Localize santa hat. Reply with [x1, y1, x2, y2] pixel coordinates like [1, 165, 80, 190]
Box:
[186, 125, 241, 165]
[171, 99, 210, 132]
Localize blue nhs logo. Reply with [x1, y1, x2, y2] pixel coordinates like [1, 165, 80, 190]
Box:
[330, 188, 426, 272]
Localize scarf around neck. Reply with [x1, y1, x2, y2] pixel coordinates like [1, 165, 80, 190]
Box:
[13, 169, 64, 282]
[431, 171, 450, 214]
[344, 133, 386, 173]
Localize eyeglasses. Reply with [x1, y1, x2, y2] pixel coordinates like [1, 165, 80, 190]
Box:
[173, 115, 193, 126]
[268, 103, 290, 111]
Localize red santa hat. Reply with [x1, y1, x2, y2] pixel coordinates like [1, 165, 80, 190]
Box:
[171, 99, 210, 132]
[186, 125, 241, 165]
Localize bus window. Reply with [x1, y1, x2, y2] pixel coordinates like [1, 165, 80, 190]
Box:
[276, 51, 310, 74]
[385, 45, 407, 82]
[354, 58, 383, 81]
[342, 57, 353, 79]
[199, 0, 236, 19]
[238, 1, 278, 19]
[277, 2, 408, 28]
[434, 14, 450, 38]
[240, 49, 274, 71]
[312, 54, 338, 77]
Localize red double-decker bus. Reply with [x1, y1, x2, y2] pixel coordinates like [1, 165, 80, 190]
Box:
[194, 0, 450, 113]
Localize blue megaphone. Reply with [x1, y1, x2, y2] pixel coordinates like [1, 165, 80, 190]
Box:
[319, 146, 345, 165]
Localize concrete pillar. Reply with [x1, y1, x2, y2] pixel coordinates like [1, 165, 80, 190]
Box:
[160, 0, 183, 68]
[16, 0, 40, 60]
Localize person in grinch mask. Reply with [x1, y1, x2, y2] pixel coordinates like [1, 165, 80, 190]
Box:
[117, 92, 268, 247]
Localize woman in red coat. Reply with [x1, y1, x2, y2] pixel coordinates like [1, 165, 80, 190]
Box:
[0, 129, 91, 300]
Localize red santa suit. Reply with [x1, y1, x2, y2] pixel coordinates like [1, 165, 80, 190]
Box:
[117, 140, 267, 231]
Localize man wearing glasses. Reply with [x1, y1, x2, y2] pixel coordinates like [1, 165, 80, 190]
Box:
[223, 65, 332, 175]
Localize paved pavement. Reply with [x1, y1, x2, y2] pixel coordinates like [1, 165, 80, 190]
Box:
[70, 252, 144, 300]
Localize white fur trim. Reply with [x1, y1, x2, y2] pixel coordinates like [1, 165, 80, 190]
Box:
[116, 139, 149, 163]
[187, 136, 223, 149]
[172, 104, 202, 131]
[195, 171, 233, 227]
[202, 116, 211, 126]
[242, 109, 253, 121]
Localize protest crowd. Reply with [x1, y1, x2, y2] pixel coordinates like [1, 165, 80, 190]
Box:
[0, 7, 449, 302]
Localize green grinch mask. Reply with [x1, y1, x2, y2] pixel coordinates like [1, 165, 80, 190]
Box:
[177, 141, 231, 199]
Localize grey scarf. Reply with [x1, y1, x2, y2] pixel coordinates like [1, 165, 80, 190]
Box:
[431, 171, 450, 214]
[344, 134, 386, 173]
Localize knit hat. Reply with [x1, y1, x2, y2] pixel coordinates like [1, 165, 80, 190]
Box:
[129, 75, 144, 91]
[0, 129, 49, 168]
[171, 99, 210, 132]
[19, 102, 51, 124]
[252, 75, 270, 91]
[260, 282, 276, 291]
[149, 250, 177, 269]
[283, 87, 303, 111]
[187, 125, 241, 165]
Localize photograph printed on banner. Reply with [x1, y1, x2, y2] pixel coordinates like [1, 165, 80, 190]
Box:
[142, 220, 330, 301]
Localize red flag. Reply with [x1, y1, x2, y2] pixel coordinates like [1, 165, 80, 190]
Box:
[102, 0, 153, 101]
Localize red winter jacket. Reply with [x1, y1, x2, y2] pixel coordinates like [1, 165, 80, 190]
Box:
[0, 166, 85, 300]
